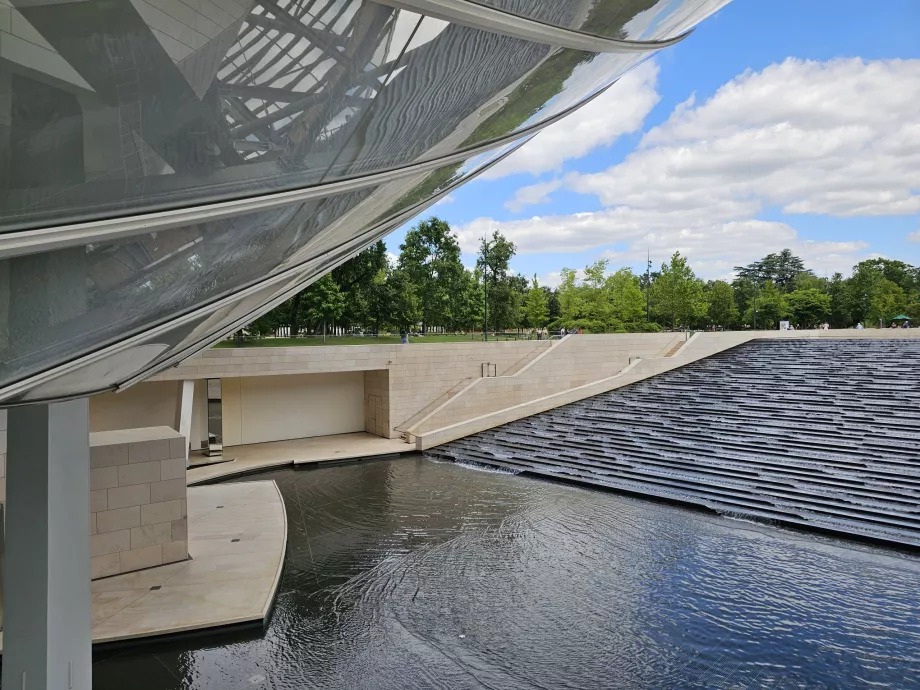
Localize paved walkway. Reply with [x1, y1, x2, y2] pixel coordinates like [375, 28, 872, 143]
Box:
[187, 432, 411, 485]
[90, 481, 286, 643]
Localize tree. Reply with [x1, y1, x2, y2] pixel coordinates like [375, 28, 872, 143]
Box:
[706, 281, 738, 329]
[544, 286, 561, 323]
[735, 248, 811, 291]
[524, 274, 549, 329]
[867, 279, 907, 327]
[301, 274, 345, 340]
[786, 288, 831, 328]
[399, 217, 463, 333]
[332, 241, 388, 329]
[826, 272, 853, 328]
[557, 267, 583, 327]
[743, 280, 788, 329]
[607, 268, 646, 328]
[650, 252, 708, 329]
[383, 268, 420, 332]
[477, 230, 519, 332]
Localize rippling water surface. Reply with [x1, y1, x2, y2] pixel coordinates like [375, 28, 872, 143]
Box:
[94, 455, 920, 689]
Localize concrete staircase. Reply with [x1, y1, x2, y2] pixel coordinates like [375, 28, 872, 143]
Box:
[426, 338, 920, 550]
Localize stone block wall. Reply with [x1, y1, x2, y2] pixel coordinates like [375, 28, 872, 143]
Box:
[413, 334, 681, 435]
[364, 370, 389, 437]
[151, 340, 545, 438]
[89, 426, 188, 579]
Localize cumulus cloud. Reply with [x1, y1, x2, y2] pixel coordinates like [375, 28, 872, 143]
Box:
[482, 60, 660, 181]
[434, 194, 455, 206]
[601, 221, 869, 278]
[909, 223, 920, 243]
[504, 179, 562, 212]
[572, 57, 920, 218]
[462, 58, 919, 276]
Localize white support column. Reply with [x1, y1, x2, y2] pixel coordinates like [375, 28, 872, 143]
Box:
[175, 380, 195, 467]
[3, 399, 92, 690]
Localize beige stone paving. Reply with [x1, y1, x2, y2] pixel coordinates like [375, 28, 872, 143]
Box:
[0, 481, 286, 651]
[186, 432, 411, 485]
[89, 481, 286, 643]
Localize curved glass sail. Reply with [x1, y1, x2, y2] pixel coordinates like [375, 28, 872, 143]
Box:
[0, 0, 732, 402]
[470, 0, 732, 41]
[0, 0, 653, 230]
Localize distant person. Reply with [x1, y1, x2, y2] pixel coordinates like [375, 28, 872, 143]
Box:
[400, 330, 409, 344]
[891, 321, 898, 329]
[856, 322, 864, 329]
[561, 326, 567, 337]
[903, 321, 911, 329]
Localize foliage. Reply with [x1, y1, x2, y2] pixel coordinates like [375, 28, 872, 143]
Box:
[398, 217, 464, 333]
[301, 274, 345, 332]
[734, 248, 811, 291]
[478, 231, 523, 331]
[706, 281, 739, 329]
[743, 280, 788, 329]
[524, 274, 549, 328]
[786, 288, 831, 327]
[240, 228, 920, 340]
[650, 252, 708, 329]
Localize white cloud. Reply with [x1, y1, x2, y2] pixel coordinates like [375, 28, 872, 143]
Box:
[909, 223, 920, 243]
[572, 57, 920, 218]
[601, 220, 869, 279]
[460, 58, 919, 276]
[434, 194, 456, 206]
[504, 179, 562, 212]
[483, 60, 660, 181]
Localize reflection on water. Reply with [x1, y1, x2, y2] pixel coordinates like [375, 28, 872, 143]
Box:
[93, 455, 920, 689]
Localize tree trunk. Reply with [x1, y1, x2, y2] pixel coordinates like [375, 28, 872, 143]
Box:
[289, 293, 302, 338]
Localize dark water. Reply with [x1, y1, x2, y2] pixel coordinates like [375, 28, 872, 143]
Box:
[95, 455, 920, 689]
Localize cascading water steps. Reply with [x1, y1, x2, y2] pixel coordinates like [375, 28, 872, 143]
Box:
[426, 339, 920, 550]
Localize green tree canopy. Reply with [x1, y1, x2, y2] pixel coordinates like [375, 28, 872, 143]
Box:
[651, 252, 708, 329]
[398, 217, 463, 333]
[706, 280, 739, 329]
[743, 280, 788, 329]
[786, 288, 831, 327]
[735, 248, 811, 291]
[524, 274, 549, 328]
[478, 230, 521, 331]
[606, 268, 647, 328]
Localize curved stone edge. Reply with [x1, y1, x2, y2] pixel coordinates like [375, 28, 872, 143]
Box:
[261, 480, 288, 626]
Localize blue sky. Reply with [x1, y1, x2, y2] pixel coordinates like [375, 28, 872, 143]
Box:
[384, 0, 920, 285]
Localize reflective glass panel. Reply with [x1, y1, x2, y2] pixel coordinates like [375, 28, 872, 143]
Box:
[0, 0, 656, 230]
[470, 0, 732, 41]
[0, 146, 495, 398]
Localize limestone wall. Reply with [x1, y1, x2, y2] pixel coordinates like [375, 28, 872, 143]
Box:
[413, 329, 920, 449]
[89, 427, 188, 579]
[149, 339, 548, 438]
[411, 334, 681, 437]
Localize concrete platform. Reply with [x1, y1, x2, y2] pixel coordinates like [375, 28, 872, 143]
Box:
[89, 481, 286, 643]
[187, 432, 411, 485]
[90, 481, 286, 645]
[1, 481, 286, 650]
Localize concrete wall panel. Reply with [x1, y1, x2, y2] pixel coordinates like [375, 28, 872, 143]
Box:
[237, 371, 364, 446]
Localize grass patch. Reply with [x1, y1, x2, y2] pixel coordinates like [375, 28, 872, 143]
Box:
[211, 334, 531, 348]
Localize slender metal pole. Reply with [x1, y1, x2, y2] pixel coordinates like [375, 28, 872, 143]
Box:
[753, 282, 758, 330]
[646, 248, 651, 322]
[482, 234, 489, 342]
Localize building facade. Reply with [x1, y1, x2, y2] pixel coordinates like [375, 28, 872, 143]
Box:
[0, 1, 732, 688]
